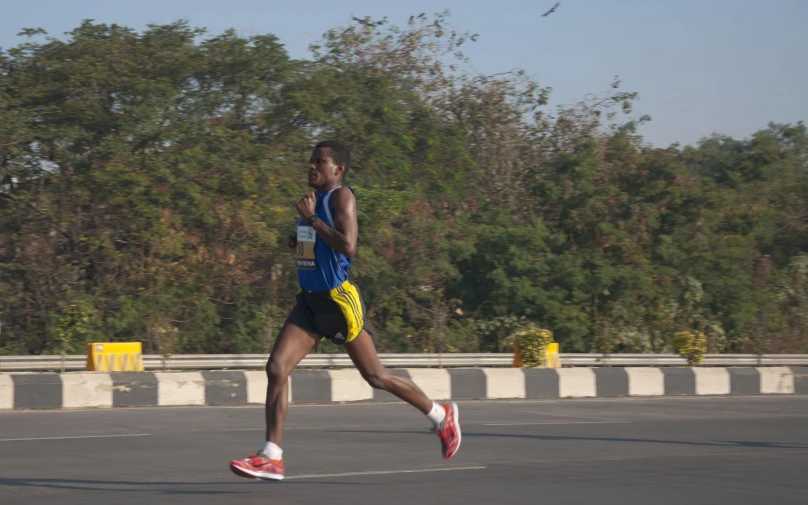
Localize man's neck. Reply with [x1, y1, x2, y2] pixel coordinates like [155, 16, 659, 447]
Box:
[315, 182, 342, 195]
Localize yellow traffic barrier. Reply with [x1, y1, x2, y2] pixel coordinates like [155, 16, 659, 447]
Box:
[513, 342, 561, 368]
[86, 343, 144, 372]
[544, 342, 561, 368]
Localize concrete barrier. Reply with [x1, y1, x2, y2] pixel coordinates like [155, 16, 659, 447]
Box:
[593, 368, 629, 397]
[11, 374, 62, 409]
[328, 369, 372, 402]
[625, 368, 664, 396]
[694, 368, 731, 395]
[243, 371, 269, 404]
[0, 374, 13, 410]
[758, 367, 795, 394]
[558, 368, 596, 398]
[112, 372, 158, 407]
[0, 367, 803, 410]
[62, 373, 113, 408]
[483, 369, 526, 399]
[408, 369, 452, 400]
[156, 372, 206, 406]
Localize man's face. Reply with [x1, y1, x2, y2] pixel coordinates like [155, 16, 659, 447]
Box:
[308, 147, 342, 188]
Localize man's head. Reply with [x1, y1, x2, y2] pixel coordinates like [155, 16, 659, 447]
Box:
[308, 140, 351, 190]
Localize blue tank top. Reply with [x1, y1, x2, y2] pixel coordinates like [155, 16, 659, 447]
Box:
[296, 186, 353, 292]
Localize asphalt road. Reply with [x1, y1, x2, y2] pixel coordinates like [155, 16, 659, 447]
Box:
[1, 395, 807, 505]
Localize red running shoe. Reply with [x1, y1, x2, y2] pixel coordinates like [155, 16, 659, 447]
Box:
[230, 453, 284, 481]
[435, 401, 461, 459]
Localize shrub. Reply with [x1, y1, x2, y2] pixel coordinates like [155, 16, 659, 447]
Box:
[672, 330, 707, 366]
[513, 328, 554, 368]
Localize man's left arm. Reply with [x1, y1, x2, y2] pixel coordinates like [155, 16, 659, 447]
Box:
[298, 188, 358, 257]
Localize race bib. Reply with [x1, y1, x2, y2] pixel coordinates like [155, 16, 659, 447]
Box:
[296, 225, 317, 270]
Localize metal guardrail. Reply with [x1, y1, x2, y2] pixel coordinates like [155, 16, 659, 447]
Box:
[1, 353, 808, 372]
[560, 354, 808, 367]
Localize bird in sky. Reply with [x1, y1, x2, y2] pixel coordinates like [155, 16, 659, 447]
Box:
[542, 2, 561, 17]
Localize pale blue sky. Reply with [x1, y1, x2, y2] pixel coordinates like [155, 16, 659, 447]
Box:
[1, 0, 805, 147]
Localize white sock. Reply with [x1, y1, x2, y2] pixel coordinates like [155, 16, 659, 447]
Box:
[426, 402, 446, 429]
[260, 441, 283, 460]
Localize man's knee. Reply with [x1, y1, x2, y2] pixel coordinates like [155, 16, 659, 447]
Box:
[265, 357, 291, 383]
[362, 370, 390, 390]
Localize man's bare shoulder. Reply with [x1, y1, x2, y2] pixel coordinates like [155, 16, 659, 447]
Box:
[331, 186, 356, 207]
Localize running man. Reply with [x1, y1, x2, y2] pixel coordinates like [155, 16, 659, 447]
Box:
[230, 140, 461, 481]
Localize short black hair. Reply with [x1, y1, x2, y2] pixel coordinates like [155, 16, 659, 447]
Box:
[315, 140, 351, 178]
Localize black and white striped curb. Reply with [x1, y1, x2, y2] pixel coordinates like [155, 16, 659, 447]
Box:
[1, 367, 806, 410]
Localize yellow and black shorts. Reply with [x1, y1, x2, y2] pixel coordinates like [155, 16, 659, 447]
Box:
[287, 280, 373, 345]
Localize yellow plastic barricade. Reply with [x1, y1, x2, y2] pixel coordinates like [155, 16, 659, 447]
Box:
[544, 342, 561, 368]
[513, 342, 561, 368]
[86, 343, 144, 372]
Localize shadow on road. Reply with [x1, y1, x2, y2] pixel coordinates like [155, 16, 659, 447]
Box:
[0, 477, 246, 495]
[0, 476, 354, 493]
[328, 429, 808, 449]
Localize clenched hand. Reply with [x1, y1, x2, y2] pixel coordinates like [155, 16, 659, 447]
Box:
[296, 192, 317, 220]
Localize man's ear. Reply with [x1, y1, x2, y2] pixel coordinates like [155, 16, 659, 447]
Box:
[336, 163, 346, 177]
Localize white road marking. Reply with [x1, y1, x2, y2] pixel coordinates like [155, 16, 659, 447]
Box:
[0, 433, 152, 442]
[286, 466, 486, 480]
[188, 427, 327, 432]
[516, 410, 622, 421]
[484, 420, 633, 426]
